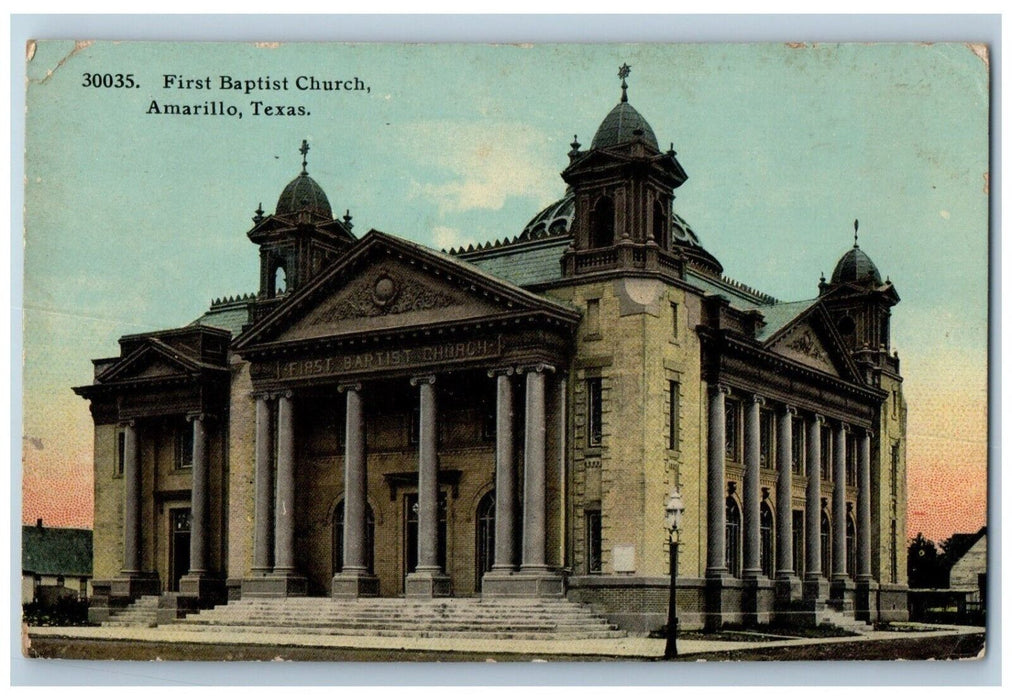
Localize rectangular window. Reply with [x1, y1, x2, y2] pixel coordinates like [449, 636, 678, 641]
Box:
[667, 380, 680, 450]
[791, 417, 805, 475]
[176, 422, 193, 470]
[846, 434, 858, 487]
[586, 298, 600, 336]
[760, 409, 775, 468]
[890, 442, 900, 500]
[671, 302, 679, 339]
[114, 429, 126, 477]
[587, 378, 603, 447]
[890, 519, 898, 583]
[586, 509, 603, 574]
[792, 509, 805, 577]
[820, 425, 832, 481]
[724, 400, 740, 461]
[409, 407, 420, 446]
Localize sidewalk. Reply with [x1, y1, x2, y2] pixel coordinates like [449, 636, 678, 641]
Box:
[25, 622, 985, 659]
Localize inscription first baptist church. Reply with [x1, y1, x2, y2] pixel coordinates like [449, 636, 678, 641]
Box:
[141, 73, 370, 119]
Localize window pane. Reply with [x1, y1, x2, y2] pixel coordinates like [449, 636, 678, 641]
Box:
[587, 378, 603, 447]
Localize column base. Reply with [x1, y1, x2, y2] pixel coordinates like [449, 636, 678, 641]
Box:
[742, 576, 774, 626]
[331, 571, 380, 599]
[178, 573, 226, 606]
[704, 573, 743, 631]
[803, 575, 830, 602]
[481, 570, 565, 598]
[405, 569, 453, 599]
[240, 571, 308, 598]
[110, 572, 161, 600]
[855, 579, 880, 622]
[829, 577, 857, 611]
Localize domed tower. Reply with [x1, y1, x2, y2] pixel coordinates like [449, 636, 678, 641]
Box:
[560, 64, 699, 279]
[819, 220, 900, 359]
[247, 140, 356, 318]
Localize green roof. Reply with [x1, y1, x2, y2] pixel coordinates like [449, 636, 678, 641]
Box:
[191, 296, 253, 336]
[457, 237, 569, 287]
[22, 525, 92, 577]
[752, 299, 819, 342]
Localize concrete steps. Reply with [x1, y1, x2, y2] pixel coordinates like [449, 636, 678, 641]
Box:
[164, 597, 626, 640]
[821, 606, 874, 634]
[101, 595, 160, 628]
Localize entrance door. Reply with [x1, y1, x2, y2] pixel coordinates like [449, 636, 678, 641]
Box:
[475, 491, 495, 591]
[404, 493, 447, 589]
[170, 508, 192, 591]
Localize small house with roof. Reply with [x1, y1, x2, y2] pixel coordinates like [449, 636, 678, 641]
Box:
[75, 68, 908, 631]
[22, 519, 93, 605]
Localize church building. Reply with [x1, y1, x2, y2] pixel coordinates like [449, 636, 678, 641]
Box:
[75, 68, 908, 632]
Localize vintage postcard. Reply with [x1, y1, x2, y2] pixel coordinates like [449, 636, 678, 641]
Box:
[20, 40, 989, 666]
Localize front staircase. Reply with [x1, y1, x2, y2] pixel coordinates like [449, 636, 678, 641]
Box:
[101, 595, 160, 628]
[159, 597, 626, 640]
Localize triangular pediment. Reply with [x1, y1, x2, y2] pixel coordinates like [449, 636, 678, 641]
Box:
[97, 341, 200, 383]
[763, 303, 863, 382]
[236, 230, 579, 350]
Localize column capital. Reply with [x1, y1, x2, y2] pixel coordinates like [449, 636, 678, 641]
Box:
[250, 390, 274, 401]
[117, 418, 136, 428]
[337, 381, 363, 393]
[277, 389, 294, 400]
[487, 367, 516, 378]
[518, 363, 555, 375]
[410, 374, 437, 387]
[711, 384, 732, 397]
[779, 404, 797, 417]
[186, 411, 211, 423]
[750, 394, 766, 407]
[810, 413, 825, 425]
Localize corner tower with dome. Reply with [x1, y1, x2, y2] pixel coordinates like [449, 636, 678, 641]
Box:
[75, 67, 907, 633]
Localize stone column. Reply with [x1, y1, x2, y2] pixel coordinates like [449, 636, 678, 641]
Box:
[405, 375, 451, 597]
[332, 383, 379, 598]
[832, 422, 848, 582]
[187, 412, 209, 575]
[857, 430, 873, 582]
[804, 414, 827, 600]
[775, 406, 795, 581]
[742, 395, 763, 579]
[522, 365, 550, 572]
[706, 385, 730, 576]
[273, 391, 296, 574]
[251, 393, 274, 574]
[121, 420, 141, 575]
[491, 368, 516, 571]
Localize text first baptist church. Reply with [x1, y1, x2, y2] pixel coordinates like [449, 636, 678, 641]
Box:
[75, 70, 909, 633]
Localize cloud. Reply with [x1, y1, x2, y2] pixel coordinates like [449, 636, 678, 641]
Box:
[399, 120, 560, 215]
[431, 226, 468, 251]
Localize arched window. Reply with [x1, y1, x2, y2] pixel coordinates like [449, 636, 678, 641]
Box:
[653, 200, 669, 248]
[333, 501, 375, 575]
[725, 497, 742, 577]
[475, 491, 496, 590]
[846, 512, 857, 578]
[274, 264, 288, 295]
[760, 501, 775, 578]
[590, 196, 615, 249]
[820, 510, 831, 578]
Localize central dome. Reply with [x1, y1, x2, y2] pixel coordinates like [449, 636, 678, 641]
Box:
[276, 172, 332, 220]
[591, 101, 659, 150]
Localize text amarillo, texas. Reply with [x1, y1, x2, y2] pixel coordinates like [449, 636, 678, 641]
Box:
[258, 337, 505, 381]
[147, 74, 370, 119]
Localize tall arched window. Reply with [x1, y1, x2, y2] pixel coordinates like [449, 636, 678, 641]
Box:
[820, 510, 831, 578]
[333, 501, 375, 575]
[590, 196, 615, 249]
[653, 200, 669, 249]
[274, 264, 288, 295]
[725, 497, 742, 577]
[475, 491, 496, 590]
[846, 513, 856, 578]
[760, 501, 775, 578]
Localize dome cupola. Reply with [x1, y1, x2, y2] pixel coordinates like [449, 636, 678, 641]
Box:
[275, 140, 332, 220]
[590, 64, 659, 150]
[831, 220, 882, 285]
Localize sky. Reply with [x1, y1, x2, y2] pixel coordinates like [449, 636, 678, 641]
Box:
[21, 41, 988, 544]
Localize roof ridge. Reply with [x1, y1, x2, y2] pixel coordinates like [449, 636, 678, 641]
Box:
[446, 229, 570, 256]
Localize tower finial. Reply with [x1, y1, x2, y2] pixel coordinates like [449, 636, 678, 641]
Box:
[299, 139, 310, 175]
[618, 63, 631, 103]
[854, 218, 860, 247]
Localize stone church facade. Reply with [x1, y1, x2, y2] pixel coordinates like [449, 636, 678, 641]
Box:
[75, 74, 908, 632]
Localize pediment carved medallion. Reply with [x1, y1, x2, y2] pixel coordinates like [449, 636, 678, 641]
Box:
[313, 270, 459, 323]
[785, 330, 828, 364]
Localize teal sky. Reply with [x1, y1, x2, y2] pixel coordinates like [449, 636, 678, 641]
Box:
[22, 42, 989, 540]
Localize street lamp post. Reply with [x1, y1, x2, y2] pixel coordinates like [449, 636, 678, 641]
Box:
[664, 489, 685, 660]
